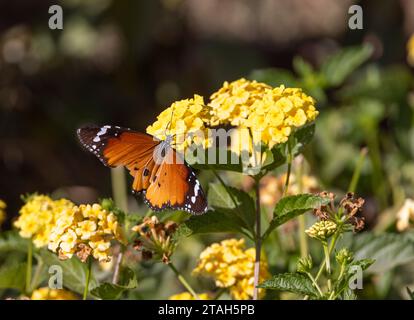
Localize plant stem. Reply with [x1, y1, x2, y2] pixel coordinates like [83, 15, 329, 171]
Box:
[111, 167, 128, 285]
[111, 167, 128, 212]
[25, 240, 33, 294]
[306, 272, 323, 297]
[168, 263, 200, 300]
[253, 178, 262, 300]
[323, 242, 332, 291]
[296, 156, 308, 258]
[83, 258, 92, 300]
[348, 147, 367, 193]
[30, 260, 44, 292]
[112, 247, 124, 285]
[314, 232, 340, 282]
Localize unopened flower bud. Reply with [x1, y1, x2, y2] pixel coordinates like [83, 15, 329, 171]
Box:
[335, 248, 354, 265]
[305, 220, 337, 241]
[297, 255, 313, 274]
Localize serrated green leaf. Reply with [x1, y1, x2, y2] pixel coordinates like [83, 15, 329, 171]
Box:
[350, 258, 375, 271]
[208, 183, 255, 229]
[0, 262, 27, 291]
[181, 210, 248, 237]
[350, 232, 414, 274]
[39, 250, 98, 296]
[321, 44, 373, 87]
[91, 267, 137, 300]
[290, 124, 315, 156]
[263, 194, 330, 240]
[258, 273, 319, 297]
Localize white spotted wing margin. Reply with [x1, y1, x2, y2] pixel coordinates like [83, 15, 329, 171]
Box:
[77, 125, 133, 167]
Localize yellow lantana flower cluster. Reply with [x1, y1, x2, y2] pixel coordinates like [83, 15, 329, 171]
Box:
[147, 78, 318, 152]
[209, 78, 271, 126]
[146, 94, 212, 150]
[168, 292, 211, 300]
[14, 195, 75, 248]
[48, 203, 124, 262]
[31, 287, 78, 300]
[193, 238, 269, 300]
[0, 199, 6, 227]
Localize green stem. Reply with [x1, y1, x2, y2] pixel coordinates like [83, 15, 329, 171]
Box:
[83, 258, 92, 300]
[253, 178, 262, 300]
[111, 167, 128, 212]
[30, 260, 44, 291]
[323, 242, 332, 292]
[25, 240, 33, 294]
[315, 232, 340, 282]
[168, 263, 200, 300]
[328, 263, 346, 300]
[112, 247, 125, 285]
[348, 147, 367, 193]
[306, 272, 323, 297]
[296, 157, 308, 258]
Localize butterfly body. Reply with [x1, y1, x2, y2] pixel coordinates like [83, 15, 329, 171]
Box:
[77, 125, 208, 215]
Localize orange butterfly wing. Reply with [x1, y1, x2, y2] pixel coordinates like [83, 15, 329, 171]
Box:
[77, 125, 207, 214]
[143, 145, 207, 214]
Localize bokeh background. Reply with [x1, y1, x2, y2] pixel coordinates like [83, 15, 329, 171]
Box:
[1, 0, 414, 298]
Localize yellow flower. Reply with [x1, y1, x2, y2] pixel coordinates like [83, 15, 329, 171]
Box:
[48, 203, 124, 262]
[0, 199, 6, 227]
[209, 78, 271, 126]
[31, 287, 78, 300]
[396, 199, 414, 231]
[407, 34, 414, 66]
[146, 94, 212, 150]
[168, 292, 211, 300]
[209, 79, 318, 149]
[14, 195, 75, 248]
[193, 238, 269, 300]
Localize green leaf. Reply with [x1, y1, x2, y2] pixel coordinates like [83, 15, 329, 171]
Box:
[293, 56, 315, 78]
[0, 262, 27, 291]
[208, 183, 255, 229]
[342, 288, 358, 300]
[0, 231, 29, 253]
[290, 123, 315, 157]
[350, 258, 375, 271]
[258, 273, 319, 297]
[261, 144, 286, 173]
[249, 68, 298, 87]
[39, 250, 98, 296]
[321, 44, 373, 87]
[91, 267, 137, 300]
[179, 210, 244, 235]
[263, 194, 330, 240]
[350, 232, 414, 274]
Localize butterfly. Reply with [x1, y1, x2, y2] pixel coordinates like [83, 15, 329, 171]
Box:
[77, 125, 208, 215]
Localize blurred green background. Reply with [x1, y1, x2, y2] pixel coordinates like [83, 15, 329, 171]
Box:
[0, 0, 413, 235]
